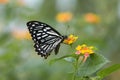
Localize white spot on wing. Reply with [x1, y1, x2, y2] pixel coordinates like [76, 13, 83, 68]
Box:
[30, 27, 33, 29]
[42, 33, 45, 35]
[41, 45, 45, 48]
[41, 24, 44, 25]
[41, 51, 43, 53]
[33, 35, 35, 37]
[33, 38, 36, 41]
[33, 31, 36, 33]
[46, 27, 50, 30]
[38, 48, 40, 51]
[37, 33, 41, 36]
[37, 37, 41, 39]
[34, 22, 39, 25]
[38, 30, 43, 32]
[47, 31, 59, 36]
[36, 44, 39, 47]
[29, 22, 32, 25]
[41, 39, 45, 42]
[39, 26, 43, 28]
[42, 34, 48, 38]
[44, 45, 48, 50]
[32, 24, 35, 26]
[43, 29, 47, 31]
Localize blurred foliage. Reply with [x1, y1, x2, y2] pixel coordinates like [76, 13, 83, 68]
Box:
[0, 0, 120, 80]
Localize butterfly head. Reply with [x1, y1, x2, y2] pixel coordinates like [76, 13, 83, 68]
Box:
[63, 35, 68, 39]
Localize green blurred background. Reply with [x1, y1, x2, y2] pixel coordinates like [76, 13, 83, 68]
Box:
[0, 0, 120, 80]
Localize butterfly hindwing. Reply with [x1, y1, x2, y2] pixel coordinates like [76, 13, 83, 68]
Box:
[27, 21, 66, 58]
[34, 43, 53, 58]
[34, 37, 62, 58]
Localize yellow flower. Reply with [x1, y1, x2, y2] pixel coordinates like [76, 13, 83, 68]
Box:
[75, 44, 95, 62]
[63, 34, 78, 45]
[56, 12, 73, 23]
[84, 13, 100, 24]
[0, 0, 9, 4]
[76, 44, 94, 54]
[12, 29, 31, 40]
[76, 45, 82, 51]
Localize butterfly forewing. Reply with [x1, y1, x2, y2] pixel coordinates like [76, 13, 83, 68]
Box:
[27, 21, 65, 58]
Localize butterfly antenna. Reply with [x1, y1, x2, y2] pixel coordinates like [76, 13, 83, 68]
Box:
[65, 25, 70, 35]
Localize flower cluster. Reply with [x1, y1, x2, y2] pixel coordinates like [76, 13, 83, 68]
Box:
[0, 0, 9, 4]
[75, 44, 95, 62]
[56, 12, 73, 23]
[63, 34, 78, 45]
[84, 13, 100, 24]
[12, 29, 31, 40]
[63, 35, 95, 63]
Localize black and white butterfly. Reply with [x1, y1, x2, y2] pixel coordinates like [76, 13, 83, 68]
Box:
[27, 21, 67, 59]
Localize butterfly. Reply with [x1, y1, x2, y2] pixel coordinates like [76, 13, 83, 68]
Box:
[26, 21, 67, 59]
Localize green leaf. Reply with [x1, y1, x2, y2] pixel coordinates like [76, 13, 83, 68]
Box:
[77, 53, 109, 76]
[97, 64, 120, 78]
[64, 57, 76, 63]
[49, 54, 76, 65]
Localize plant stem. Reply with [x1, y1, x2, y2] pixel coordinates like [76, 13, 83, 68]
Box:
[72, 58, 79, 80]
[72, 56, 83, 80]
